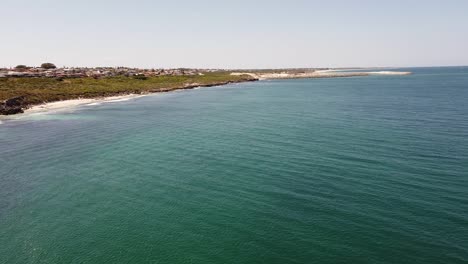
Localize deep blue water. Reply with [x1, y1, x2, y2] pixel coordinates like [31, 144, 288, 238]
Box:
[1, 67, 467, 263]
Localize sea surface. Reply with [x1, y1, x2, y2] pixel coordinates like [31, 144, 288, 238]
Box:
[1, 67, 467, 263]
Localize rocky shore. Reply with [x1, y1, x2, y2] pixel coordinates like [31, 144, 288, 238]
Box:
[0, 96, 27, 115]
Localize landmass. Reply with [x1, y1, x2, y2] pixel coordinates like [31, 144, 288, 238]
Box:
[231, 69, 411, 80]
[0, 64, 411, 115]
[0, 65, 257, 115]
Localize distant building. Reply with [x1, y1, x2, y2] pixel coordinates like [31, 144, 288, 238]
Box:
[0, 66, 209, 78]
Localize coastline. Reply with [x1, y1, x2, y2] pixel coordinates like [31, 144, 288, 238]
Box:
[231, 70, 411, 80]
[0, 79, 255, 118]
[0, 76, 258, 116]
[1, 69, 412, 117]
[23, 94, 145, 115]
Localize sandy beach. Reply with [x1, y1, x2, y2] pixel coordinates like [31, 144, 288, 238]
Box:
[231, 70, 411, 80]
[26, 94, 144, 114]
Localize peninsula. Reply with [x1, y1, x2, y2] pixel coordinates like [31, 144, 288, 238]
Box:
[0, 64, 410, 115]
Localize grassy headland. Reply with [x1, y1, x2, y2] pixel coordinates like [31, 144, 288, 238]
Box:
[0, 72, 257, 115]
[0, 67, 412, 115]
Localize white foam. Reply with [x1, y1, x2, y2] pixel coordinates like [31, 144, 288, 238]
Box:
[23, 94, 143, 116]
[368, 71, 412, 75]
[105, 97, 133, 103]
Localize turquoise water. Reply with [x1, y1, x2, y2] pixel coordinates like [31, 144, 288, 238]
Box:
[1, 67, 467, 263]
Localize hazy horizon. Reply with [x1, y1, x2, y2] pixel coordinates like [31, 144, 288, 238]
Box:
[2, 0, 468, 68]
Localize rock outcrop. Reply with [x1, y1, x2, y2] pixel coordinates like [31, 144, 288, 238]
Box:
[0, 96, 26, 115]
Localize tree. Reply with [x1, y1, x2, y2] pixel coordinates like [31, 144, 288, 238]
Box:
[15, 65, 29, 70]
[41, 63, 56, 69]
[133, 74, 148, 80]
[14, 65, 30, 72]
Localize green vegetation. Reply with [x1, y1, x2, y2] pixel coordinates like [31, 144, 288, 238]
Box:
[40, 63, 57, 69]
[15, 65, 30, 70]
[133, 74, 148, 80]
[0, 72, 255, 108]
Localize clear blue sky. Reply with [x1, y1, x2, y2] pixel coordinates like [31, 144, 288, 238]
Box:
[2, 0, 468, 68]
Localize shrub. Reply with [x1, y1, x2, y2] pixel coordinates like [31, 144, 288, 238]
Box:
[41, 63, 57, 69]
[133, 75, 148, 80]
[15, 65, 30, 70]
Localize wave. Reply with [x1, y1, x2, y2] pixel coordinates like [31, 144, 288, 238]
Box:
[369, 71, 412, 75]
[105, 97, 134, 103]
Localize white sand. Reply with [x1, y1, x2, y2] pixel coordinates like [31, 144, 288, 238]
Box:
[231, 70, 411, 80]
[24, 94, 144, 115]
[231, 72, 261, 79]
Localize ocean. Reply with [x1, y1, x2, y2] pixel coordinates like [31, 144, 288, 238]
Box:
[1, 67, 467, 263]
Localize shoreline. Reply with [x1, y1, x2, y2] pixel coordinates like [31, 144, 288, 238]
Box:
[0, 70, 412, 117]
[0, 79, 255, 119]
[23, 94, 145, 115]
[231, 70, 411, 80]
[0, 77, 258, 116]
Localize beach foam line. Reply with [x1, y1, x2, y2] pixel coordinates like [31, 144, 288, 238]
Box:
[368, 71, 412, 75]
[23, 94, 143, 115]
[25, 98, 96, 114]
[105, 97, 134, 103]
